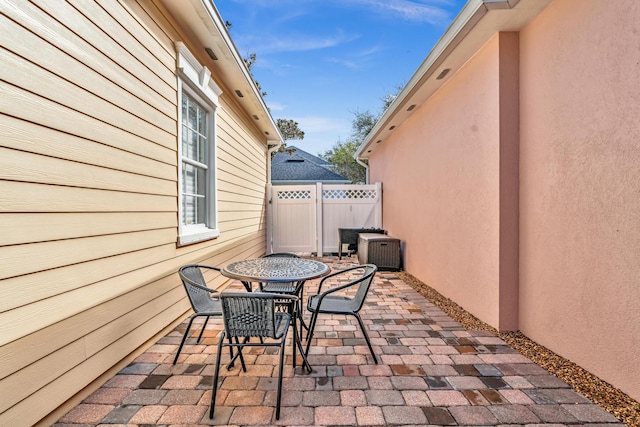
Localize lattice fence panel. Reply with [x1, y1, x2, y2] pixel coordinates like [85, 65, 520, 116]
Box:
[277, 190, 312, 200]
[323, 189, 378, 200]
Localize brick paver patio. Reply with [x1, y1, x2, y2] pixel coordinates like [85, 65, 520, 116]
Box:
[54, 256, 623, 426]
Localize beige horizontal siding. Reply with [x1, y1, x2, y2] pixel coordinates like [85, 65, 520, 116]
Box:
[1, 0, 176, 114]
[1, 49, 174, 148]
[218, 200, 267, 213]
[32, 0, 177, 98]
[76, 0, 176, 72]
[218, 177, 266, 199]
[0, 181, 175, 212]
[0, 286, 186, 414]
[0, 0, 270, 424]
[0, 14, 175, 134]
[218, 212, 264, 227]
[0, 212, 176, 246]
[1, 116, 175, 180]
[0, 237, 263, 380]
[218, 189, 266, 206]
[0, 245, 176, 315]
[118, 0, 179, 55]
[0, 274, 186, 386]
[218, 209, 264, 222]
[1, 229, 177, 281]
[0, 300, 187, 427]
[0, 83, 176, 165]
[0, 148, 175, 195]
[218, 110, 267, 185]
[0, 232, 264, 425]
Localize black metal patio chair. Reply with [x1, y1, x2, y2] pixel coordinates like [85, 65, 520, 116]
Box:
[210, 292, 301, 420]
[304, 264, 379, 364]
[174, 264, 229, 365]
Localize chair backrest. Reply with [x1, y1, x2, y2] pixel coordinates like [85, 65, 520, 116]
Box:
[220, 292, 279, 339]
[178, 265, 219, 313]
[349, 264, 377, 312]
[262, 252, 300, 258]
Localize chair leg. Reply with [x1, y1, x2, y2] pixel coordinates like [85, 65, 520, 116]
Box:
[227, 336, 247, 371]
[275, 330, 288, 420]
[297, 289, 309, 332]
[294, 327, 313, 373]
[196, 315, 210, 343]
[290, 302, 312, 372]
[174, 315, 197, 365]
[303, 310, 319, 357]
[353, 313, 378, 364]
[210, 332, 225, 419]
[291, 304, 297, 368]
[226, 335, 236, 368]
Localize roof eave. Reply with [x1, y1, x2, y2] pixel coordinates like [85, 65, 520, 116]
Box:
[355, 0, 552, 161]
[158, 0, 283, 143]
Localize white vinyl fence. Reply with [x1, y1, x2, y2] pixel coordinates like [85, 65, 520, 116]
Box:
[267, 183, 382, 255]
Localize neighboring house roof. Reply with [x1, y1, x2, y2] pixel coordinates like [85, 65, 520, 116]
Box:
[271, 146, 351, 185]
[356, 0, 553, 161]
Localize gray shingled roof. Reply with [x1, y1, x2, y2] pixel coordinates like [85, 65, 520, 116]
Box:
[271, 146, 350, 184]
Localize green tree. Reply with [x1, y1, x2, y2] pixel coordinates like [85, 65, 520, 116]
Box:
[276, 118, 305, 141]
[320, 89, 401, 183]
[321, 139, 366, 184]
[275, 118, 305, 155]
[349, 109, 377, 142]
[243, 53, 267, 97]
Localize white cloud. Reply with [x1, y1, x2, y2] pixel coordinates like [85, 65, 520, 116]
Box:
[325, 43, 383, 70]
[228, 0, 453, 26]
[358, 45, 383, 57]
[235, 30, 360, 55]
[342, 0, 451, 24]
[288, 115, 351, 133]
[326, 57, 359, 69]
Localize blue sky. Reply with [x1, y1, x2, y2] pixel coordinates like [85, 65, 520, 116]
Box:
[215, 0, 468, 156]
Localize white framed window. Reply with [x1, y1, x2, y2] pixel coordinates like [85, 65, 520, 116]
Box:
[176, 42, 222, 245]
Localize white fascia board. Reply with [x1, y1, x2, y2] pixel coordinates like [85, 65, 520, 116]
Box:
[197, 0, 284, 142]
[160, 0, 283, 143]
[355, 0, 551, 161]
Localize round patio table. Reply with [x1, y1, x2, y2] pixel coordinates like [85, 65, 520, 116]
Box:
[221, 257, 330, 291]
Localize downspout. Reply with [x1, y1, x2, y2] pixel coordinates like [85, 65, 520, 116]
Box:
[267, 139, 282, 183]
[356, 157, 369, 184]
[265, 139, 281, 255]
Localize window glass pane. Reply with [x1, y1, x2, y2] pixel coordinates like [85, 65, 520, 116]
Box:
[188, 102, 198, 135]
[182, 162, 206, 225]
[198, 106, 206, 135]
[182, 92, 207, 164]
[191, 129, 202, 162]
[181, 124, 189, 156]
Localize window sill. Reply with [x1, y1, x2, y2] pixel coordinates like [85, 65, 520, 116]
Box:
[178, 227, 220, 246]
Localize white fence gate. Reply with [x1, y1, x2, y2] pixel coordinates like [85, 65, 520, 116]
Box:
[267, 183, 382, 255]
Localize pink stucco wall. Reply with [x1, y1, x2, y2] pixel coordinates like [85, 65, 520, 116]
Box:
[370, 0, 639, 402]
[370, 35, 506, 328]
[519, 0, 640, 400]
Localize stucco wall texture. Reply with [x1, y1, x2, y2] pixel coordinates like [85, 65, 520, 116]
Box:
[518, 0, 640, 400]
[369, 0, 639, 401]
